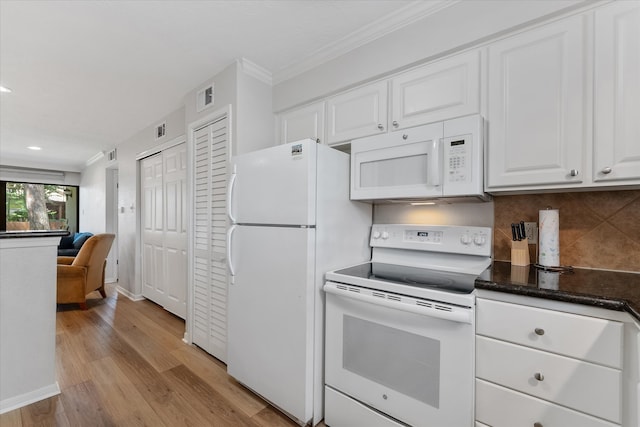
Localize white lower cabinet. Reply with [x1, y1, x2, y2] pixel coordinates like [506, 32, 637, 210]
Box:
[476, 297, 625, 426]
[476, 379, 619, 427]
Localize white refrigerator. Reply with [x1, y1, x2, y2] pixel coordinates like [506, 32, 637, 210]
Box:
[226, 139, 371, 425]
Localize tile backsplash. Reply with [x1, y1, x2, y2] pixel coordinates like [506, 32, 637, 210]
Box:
[493, 190, 640, 273]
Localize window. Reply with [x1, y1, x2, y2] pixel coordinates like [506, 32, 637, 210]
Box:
[1, 181, 79, 233]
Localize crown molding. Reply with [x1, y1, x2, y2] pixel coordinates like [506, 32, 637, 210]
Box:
[237, 57, 273, 86]
[85, 151, 105, 167]
[272, 0, 460, 85]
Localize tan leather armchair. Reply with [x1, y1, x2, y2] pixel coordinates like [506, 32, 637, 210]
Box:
[57, 233, 115, 309]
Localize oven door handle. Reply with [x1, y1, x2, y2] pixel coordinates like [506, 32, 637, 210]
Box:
[324, 283, 472, 324]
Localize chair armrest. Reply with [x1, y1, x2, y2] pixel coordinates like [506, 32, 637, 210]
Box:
[57, 256, 76, 265]
[57, 264, 87, 281]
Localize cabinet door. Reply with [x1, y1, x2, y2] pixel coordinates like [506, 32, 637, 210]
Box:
[326, 81, 388, 145]
[594, 1, 640, 183]
[486, 15, 587, 189]
[278, 101, 325, 144]
[391, 50, 480, 130]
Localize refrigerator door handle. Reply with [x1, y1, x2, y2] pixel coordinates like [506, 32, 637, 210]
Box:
[227, 224, 237, 281]
[228, 166, 237, 224]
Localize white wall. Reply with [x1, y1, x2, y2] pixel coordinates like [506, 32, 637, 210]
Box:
[79, 156, 107, 234]
[113, 106, 185, 297]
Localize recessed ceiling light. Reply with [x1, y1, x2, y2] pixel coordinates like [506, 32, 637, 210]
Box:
[27, 146, 42, 151]
[0, 86, 12, 93]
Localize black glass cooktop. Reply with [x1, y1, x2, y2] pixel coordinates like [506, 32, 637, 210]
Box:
[332, 262, 479, 294]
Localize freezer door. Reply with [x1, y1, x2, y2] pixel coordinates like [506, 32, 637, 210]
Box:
[227, 225, 316, 424]
[230, 140, 317, 225]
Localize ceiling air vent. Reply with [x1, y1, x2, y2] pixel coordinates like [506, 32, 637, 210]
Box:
[196, 83, 214, 112]
[155, 122, 166, 140]
[106, 148, 117, 162]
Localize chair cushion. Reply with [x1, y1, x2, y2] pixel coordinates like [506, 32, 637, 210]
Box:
[59, 235, 74, 249]
[73, 232, 93, 249]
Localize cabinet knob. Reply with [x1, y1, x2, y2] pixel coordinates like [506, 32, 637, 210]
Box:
[534, 423, 543, 427]
[534, 328, 545, 336]
[392, 120, 399, 128]
[316, 138, 321, 144]
[402, 134, 408, 140]
[601, 166, 612, 174]
[534, 372, 544, 381]
[377, 124, 384, 131]
[570, 169, 579, 177]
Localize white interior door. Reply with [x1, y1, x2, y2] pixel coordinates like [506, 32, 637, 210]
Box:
[162, 143, 187, 318]
[141, 143, 188, 319]
[142, 153, 165, 305]
[105, 168, 118, 283]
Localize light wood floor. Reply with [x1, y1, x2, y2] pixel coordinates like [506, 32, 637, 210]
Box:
[0, 284, 315, 427]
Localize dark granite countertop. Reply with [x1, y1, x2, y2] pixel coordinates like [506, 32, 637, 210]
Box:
[0, 230, 69, 239]
[476, 261, 640, 322]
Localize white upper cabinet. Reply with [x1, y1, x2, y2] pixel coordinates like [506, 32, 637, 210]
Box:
[593, 1, 640, 183]
[326, 81, 388, 145]
[278, 101, 325, 144]
[391, 50, 480, 131]
[486, 14, 588, 190]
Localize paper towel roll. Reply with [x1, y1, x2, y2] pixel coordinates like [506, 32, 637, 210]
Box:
[539, 208, 560, 267]
[538, 270, 560, 290]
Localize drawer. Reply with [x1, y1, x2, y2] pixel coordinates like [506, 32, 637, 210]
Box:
[476, 336, 622, 423]
[476, 379, 620, 427]
[477, 298, 623, 368]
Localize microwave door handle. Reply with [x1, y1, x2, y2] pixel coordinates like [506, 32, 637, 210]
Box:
[428, 138, 442, 187]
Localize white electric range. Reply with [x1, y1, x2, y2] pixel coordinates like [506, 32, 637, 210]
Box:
[323, 224, 492, 427]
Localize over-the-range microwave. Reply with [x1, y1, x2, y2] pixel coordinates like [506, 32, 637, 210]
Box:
[350, 114, 489, 203]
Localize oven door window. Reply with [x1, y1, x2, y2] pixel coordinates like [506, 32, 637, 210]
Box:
[343, 315, 440, 408]
[325, 291, 474, 427]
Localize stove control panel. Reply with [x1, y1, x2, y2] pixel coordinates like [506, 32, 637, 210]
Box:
[370, 224, 492, 256]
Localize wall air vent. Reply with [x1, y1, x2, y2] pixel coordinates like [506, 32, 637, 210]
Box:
[107, 149, 117, 162]
[196, 83, 214, 112]
[155, 122, 166, 140]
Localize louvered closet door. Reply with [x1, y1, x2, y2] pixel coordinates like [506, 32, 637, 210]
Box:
[192, 116, 229, 362]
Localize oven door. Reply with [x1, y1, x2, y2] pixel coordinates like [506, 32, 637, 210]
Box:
[350, 122, 443, 201]
[324, 282, 474, 427]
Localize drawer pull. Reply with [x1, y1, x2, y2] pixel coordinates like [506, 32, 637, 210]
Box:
[534, 372, 545, 381]
[534, 423, 543, 427]
[534, 328, 545, 336]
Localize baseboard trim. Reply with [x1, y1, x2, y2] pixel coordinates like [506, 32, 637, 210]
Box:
[116, 285, 144, 301]
[0, 382, 60, 415]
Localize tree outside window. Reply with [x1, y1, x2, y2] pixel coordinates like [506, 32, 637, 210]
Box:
[5, 182, 78, 232]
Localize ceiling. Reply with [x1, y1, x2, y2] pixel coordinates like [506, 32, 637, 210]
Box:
[0, 0, 450, 173]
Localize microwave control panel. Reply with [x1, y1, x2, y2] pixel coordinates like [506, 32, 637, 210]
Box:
[444, 135, 471, 184]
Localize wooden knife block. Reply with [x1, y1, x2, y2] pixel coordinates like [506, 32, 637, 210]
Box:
[511, 240, 530, 266]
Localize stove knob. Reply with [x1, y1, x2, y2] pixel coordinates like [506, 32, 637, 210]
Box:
[372, 231, 381, 240]
[473, 234, 487, 246]
[460, 233, 472, 245]
[381, 231, 390, 240]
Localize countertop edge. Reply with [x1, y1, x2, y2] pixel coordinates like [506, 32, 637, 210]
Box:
[475, 279, 639, 322]
[0, 231, 69, 239]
